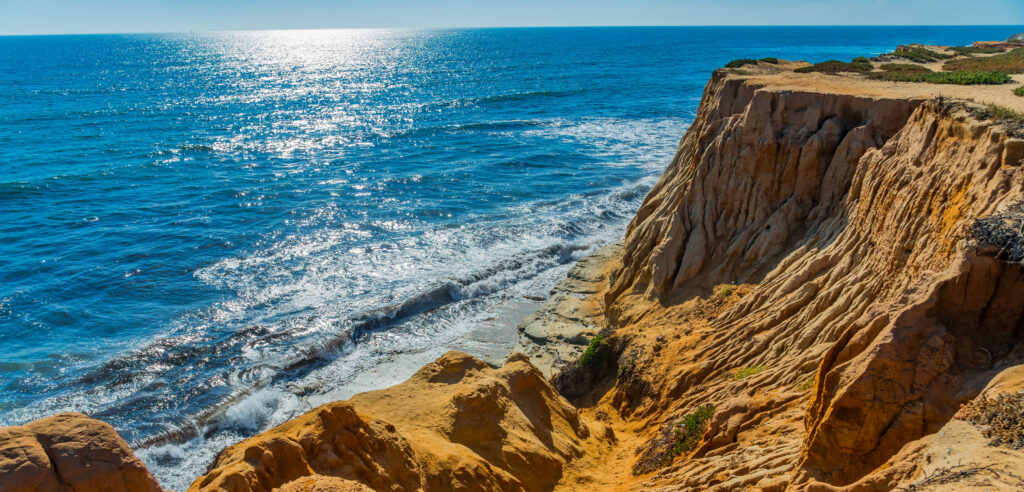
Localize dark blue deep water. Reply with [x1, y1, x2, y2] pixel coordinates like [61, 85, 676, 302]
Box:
[1, 26, 1019, 488]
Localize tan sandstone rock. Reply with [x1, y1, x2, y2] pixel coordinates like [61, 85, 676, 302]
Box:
[0, 412, 162, 492]
[189, 351, 611, 492]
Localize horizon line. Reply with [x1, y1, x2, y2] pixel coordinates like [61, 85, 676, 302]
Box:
[3, 24, 1023, 38]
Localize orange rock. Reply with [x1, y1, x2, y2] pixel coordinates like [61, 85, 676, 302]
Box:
[189, 351, 610, 492]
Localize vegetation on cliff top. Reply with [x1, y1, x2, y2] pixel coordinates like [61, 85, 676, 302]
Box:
[794, 58, 872, 74]
[869, 70, 1011, 85]
[952, 45, 1007, 56]
[889, 45, 950, 63]
[1014, 86, 1024, 97]
[725, 58, 759, 68]
[943, 48, 1024, 73]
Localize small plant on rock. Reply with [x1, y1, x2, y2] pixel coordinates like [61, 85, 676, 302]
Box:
[579, 335, 610, 375]
[1014, 86, 1024, 97]
[670, 405, 716, 458]
[733, 365, 766, 381]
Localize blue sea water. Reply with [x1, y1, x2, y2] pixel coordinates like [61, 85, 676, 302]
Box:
[0, 26, 1020, 489]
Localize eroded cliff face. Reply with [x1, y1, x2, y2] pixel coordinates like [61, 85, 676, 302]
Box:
[593, 66, 1024, 490]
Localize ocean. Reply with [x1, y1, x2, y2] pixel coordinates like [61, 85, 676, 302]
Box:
[0, 26, 1019, 489]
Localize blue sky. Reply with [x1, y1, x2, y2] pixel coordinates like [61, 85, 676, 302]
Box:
[1, 0, 1023, 35]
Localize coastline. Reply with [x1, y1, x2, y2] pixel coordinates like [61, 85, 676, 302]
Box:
[5, 38, 1024, 492]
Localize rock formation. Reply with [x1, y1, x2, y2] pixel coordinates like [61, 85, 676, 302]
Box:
[0, 413, 162, 492]
[188, 351, 612, 492]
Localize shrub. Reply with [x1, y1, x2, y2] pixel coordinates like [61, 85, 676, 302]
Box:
[952, 45, 1007, 56]
[1015, 86, 1024, 97]
[943, 47, 1024, 73]
[733, 365, 766, 381]
[955, 390, 1024, 449]
[795, 58, 872, 74]
[671, 405, 715, 457]
[890, 46, 950, 63]
[867, 70, 1011, 85]
[798, 377, 815, 391]
[579, 335, 610, 374]
[879, 63, 932, 73]
[726, 58, 758, 68]
[971, 103, 1024, 122]
[718, 285, 734, 297]
[759, 57, 779, 64]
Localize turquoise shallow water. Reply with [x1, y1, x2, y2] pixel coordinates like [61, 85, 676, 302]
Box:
[1, 26, 1020, 488]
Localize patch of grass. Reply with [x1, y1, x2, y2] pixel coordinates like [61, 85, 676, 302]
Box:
[867, 70, 1011, 85]
[879, 63, 932, 73]
[952, 45, 1007, 56]
[733, 365, 766, 381]
[1015, 86, 1024, 97]
[725, 58, 758, 68]
[670, 405, 715, 458]
[795, 58, 872, 74]
[798, 377, 815, 392]
[759, 57, 779, 64]
[943, 47, 1024, 73]
[579, 334, 610, 375]
[890, 45, 950, 63]
[717, 285, 734, 297]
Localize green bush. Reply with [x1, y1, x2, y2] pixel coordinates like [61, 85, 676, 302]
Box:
[718, 286, 734, 297]
[798, 377, 815, 391]
[733, 365, 767, 381]
[879, 63, 932, 73]
[890, 46, 950, 63]
[579, 335, 610, 374]
[944, 47, 1024, 73]
[795, 59, 872, 74]
[759, 57, 779, 64]
[725, 58, 758, 68]
[671, 405, 715, 457]
[867, 70, 1011, 85]
[1014, 86, 1024, 97]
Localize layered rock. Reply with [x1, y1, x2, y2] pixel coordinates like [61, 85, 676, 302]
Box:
[0, 413, 162, 492]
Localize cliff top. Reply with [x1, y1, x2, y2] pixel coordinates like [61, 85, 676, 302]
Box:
[721, 45, 1024, 114]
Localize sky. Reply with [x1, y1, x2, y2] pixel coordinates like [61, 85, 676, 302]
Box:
[1, 0, 1023, 35]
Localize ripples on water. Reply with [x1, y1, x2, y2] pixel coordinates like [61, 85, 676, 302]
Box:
[0, 26, 1016, 489]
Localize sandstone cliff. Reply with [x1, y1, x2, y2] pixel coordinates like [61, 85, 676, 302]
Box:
[4, 54, 1024, 492]
[585, 61, 1024, 490]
